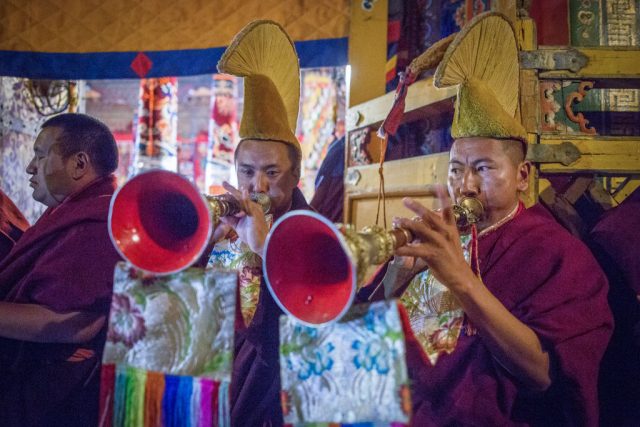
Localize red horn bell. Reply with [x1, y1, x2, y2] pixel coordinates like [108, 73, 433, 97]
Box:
[263, 211, 356, 326]
[109, 170, 212, 275]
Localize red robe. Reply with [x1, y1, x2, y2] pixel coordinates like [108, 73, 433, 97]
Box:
[588, 188, 640, 425]
[0, 175, 121, 427]
[589, 188, 640, 294]
[230, 188, 312, 427]
[0, 190, 29, 262]
[364, 204, 612, 426]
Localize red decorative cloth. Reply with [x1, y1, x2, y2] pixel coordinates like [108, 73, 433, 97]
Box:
[0, 190, 29, 262]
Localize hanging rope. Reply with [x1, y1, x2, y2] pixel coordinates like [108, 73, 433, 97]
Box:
[374, 133, 389, 228]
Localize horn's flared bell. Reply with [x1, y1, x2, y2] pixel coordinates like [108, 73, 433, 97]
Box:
[109, 170, 212, 275]
[263, 199, 484, 326]
[263, 211, 412, 326]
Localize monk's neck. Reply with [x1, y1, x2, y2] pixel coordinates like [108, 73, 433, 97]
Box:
[478, 202, 522, 238]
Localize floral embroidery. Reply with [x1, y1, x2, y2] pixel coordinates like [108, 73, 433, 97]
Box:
[282, 325, 335, 380]
[400, 235, 472, 365]
[278, 301, 410, 423]
[104, 263, 236, 381]
[208, 239, 261, 326]
[238, 265, 261, 323]
[290, 343, 335, 380]
[352, 307, 403, 374]
[429, 316, 463, 354]
[352, 340, 392, 374]
[107, 293, 146, 348]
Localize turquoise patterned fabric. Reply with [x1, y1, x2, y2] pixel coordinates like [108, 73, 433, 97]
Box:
[279, 300, 411, 424]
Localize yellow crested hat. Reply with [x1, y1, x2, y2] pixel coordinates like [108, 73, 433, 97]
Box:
[434, 12, 527, 143]
[217, 20, 301, 154]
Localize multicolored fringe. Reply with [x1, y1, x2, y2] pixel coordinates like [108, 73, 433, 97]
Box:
[284, 423, 408, 427]
[99, 364, 229, 427]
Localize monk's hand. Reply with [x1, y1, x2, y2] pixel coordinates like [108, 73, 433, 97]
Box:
[220, 182, 269, 256]
[388, 251, 428, 275]
[393, 185, 474, 289]
[211, 221, 232, 244]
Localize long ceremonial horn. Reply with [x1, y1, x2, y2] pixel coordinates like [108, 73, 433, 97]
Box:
[263, 198, 483, 326]
[109, 169, 270, 275]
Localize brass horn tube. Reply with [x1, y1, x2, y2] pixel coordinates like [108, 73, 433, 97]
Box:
[204, 192, 271, 224]
[389, 196, 484, 248]
[343, 197, 484, 284]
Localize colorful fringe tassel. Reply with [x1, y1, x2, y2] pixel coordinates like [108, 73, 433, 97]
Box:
[99, 364, 229, 427]
[282, 423, 408, 427]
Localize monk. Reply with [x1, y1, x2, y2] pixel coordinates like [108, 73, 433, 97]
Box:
[310, 136, 345, 222]
[589, 188, 640, 426]
[383, 140, 612, 426]
[0, 113, 121, 426]
[0, 190, 29, 261]
[360, 13, 612, 426]
[208, 21, 311, 426]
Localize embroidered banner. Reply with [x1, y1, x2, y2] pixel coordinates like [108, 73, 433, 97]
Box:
[279, 300, 411, 424]
[100, 263, 237, 426]
[400, 234, 472, 365]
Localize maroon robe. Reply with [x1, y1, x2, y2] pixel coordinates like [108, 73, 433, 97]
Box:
[589, 188, 640, 294]
[0, 190, 30, 262]
[363, 204, 612, 426]
[589, 188, 640, 426]
[310, 136, 344, 222]
[0, 175, 121, 427]
[230, 187, 312, 427]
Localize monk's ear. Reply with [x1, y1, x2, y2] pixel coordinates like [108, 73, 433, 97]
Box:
[516, 160, 531, 193]
[291, 164, 301, 182]
[69, 151, 92, 180]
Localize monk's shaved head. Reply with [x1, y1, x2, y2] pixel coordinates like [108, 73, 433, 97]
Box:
[499, 139, 526, 166]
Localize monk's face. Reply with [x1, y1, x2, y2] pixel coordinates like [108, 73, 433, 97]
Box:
[448, 137, 529, 231]
[26, 127, 75, 207]
[235, 139, 299, 219]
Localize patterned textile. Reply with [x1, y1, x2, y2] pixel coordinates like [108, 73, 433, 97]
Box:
[206, 75, 240, 194]
[400, 234, 471, 365]
[386, 111, 454, 161]
[176, 132, 209, 192]
[210, 75, 239, 165]
[100, 262, 237, 427]
[298, 68, 346, 199]
[385, 0, 490, 93]
[279, 300, 411, 425]
[208, 237, 265, 328]
[114, 140, 134, 187]
[0, 77, 50, 224]
[133, 78, 179, 174]
[0, 0, 349, 78]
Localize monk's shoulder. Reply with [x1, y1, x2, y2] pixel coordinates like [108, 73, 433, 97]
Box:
[512, 205, 590, 256]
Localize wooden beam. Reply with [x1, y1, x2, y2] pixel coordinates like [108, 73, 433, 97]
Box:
[344, 153, 449, 226]
[539, 48, 640, 79]
[536, 136, 640, 174]
[346, 77, 456, 131]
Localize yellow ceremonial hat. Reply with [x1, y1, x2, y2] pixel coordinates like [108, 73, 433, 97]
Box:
[434, 13, 527, 143]
[217, 20, 301, 154]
